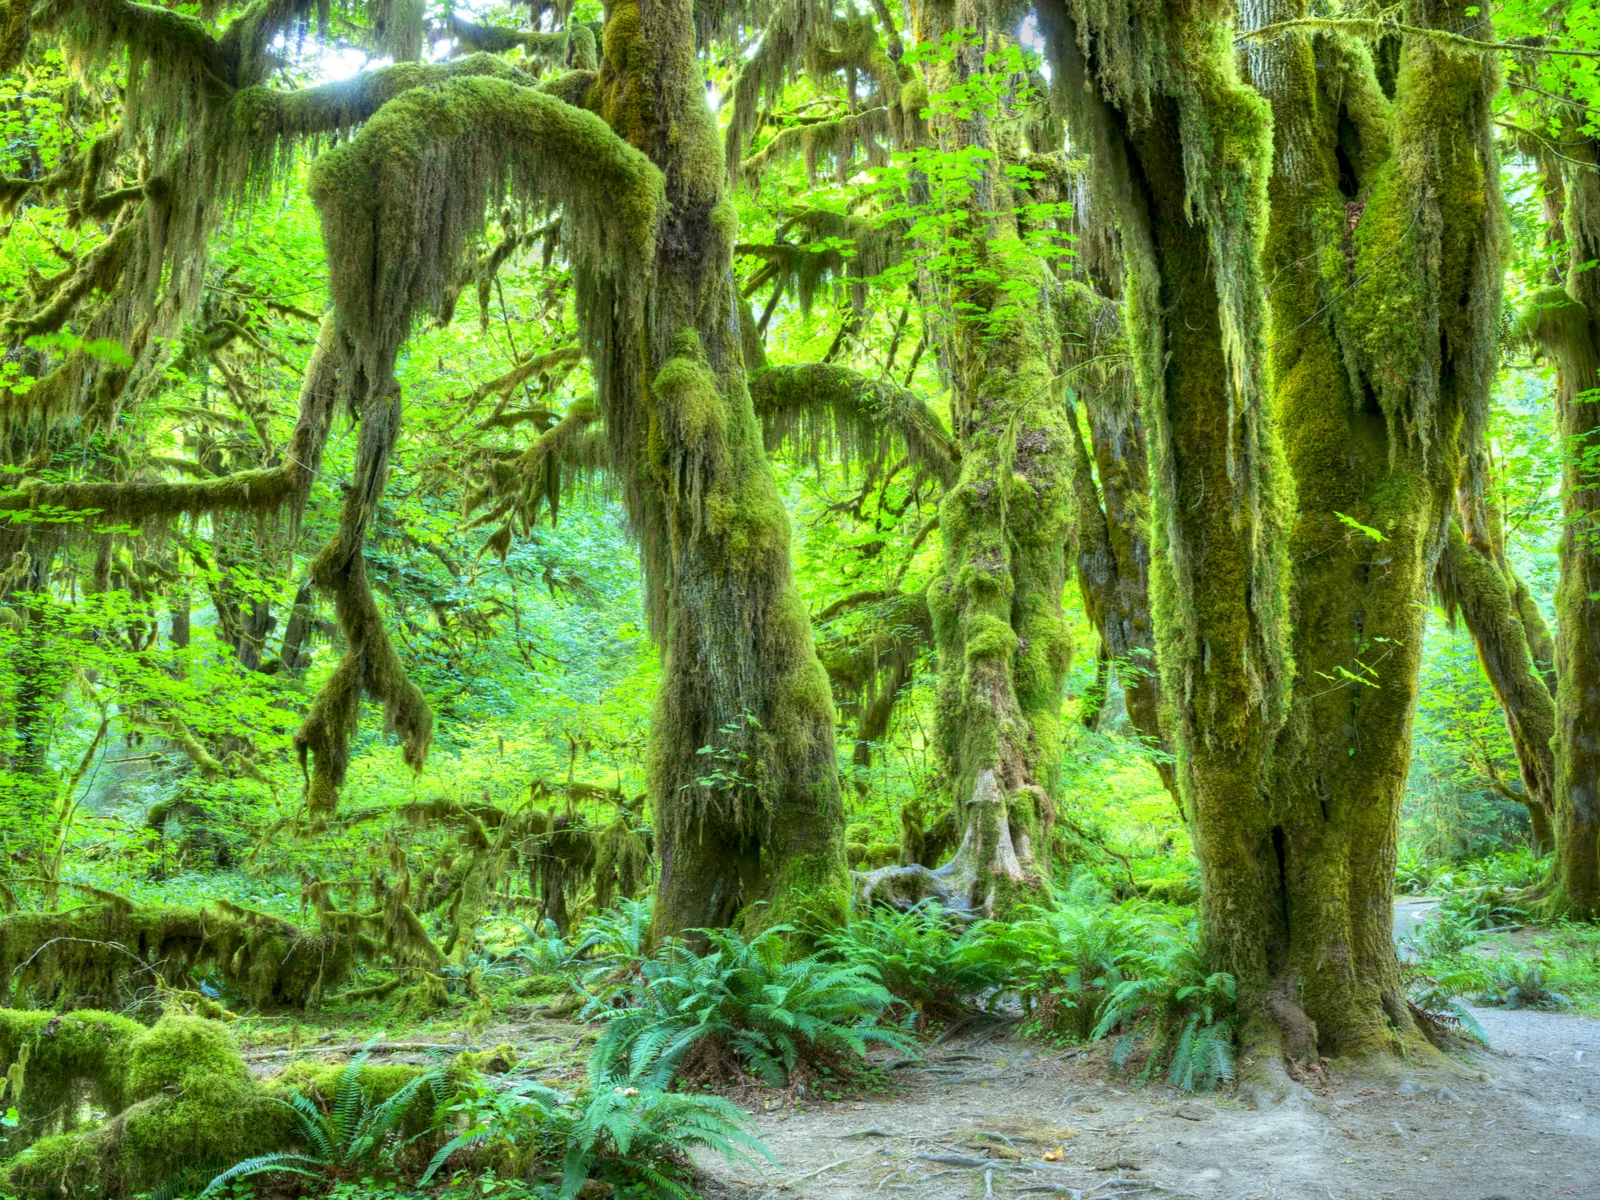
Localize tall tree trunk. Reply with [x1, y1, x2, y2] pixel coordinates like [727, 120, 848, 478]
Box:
[912, 2, 1074, 918]
[589, 0, 850, 939]
[277, 582, 315, 674]
[1523, 129, 1600, 915]
[1039, 0, 1295, 1060]
[1245, 0, 1504, 1058]
[1062, 289, 1179, 815]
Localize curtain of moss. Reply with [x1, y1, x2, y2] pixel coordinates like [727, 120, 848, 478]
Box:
[1435, 511, 1557, 853]
[906, 0, 1073, 919]
[1522, 128, 1600, 915]
[1036, 0, 1294, 1063]
[2, 542, 64, 874]
[586, 0, 849, 942]
[1060, 286, 1178, 815]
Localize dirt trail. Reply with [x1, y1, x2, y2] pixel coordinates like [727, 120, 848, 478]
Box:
[693, 901, 1600, 1200]
[698, 1016, 1600, 1200]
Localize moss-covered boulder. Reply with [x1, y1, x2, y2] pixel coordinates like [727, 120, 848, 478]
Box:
[0, 1012, 441, 1199]
[3, 1014, 293, 1199]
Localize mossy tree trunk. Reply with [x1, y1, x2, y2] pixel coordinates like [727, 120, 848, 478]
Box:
[587, 0, 850, 940]
[1039, 0, 1295, 1057]
[1044, 0, 1503, 1066]
[911, 0, 1074, 918]
[1061, 290, 1179, 815]
[1523, 128, 1600, 917]
[1244, 0, 1505, 1058]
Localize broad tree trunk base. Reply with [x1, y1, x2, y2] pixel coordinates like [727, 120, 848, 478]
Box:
[852, 770, 1048, 917]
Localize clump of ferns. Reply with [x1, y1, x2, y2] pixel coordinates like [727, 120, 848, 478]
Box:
[201, 1045, 445, 1195]
[818, 901, 1004, 1025]
[1092, 930, 1238, 1094]
[420, 1073, 769, 1199]
[583, 926, 915, 1090]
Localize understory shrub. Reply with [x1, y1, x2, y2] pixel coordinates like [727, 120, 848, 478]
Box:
[584, 927, 915, 1087]
[819, 902, 1001, 1020]
[1092, 933, 1236, 1092]
[422, 1074, 768, 1199]
[1472, 956, 1571, 1011]
[966, 897, 1160, 1042]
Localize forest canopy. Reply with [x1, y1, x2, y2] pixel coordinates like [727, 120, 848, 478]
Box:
[0, 0, 1599, 1191]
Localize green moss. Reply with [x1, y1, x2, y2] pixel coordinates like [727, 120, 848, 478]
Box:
[0, 901, 369, 1012]
[0, 1010, 143, 1148]
[1, 1015, 291, 1199]
[653, 337, 728, 448]
[1, 1014, 448, 1199]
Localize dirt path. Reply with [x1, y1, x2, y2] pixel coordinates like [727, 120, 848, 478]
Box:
[1392, 898, 1439, 961]
[699, 1017, 1600, 1200]
[691, 900, 1600, 1200]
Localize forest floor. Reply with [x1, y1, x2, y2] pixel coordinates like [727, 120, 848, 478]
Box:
[237, 987, 1600, 1200]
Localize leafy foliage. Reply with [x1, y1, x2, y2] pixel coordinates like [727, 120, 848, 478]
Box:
[1091, 931, 1236, 1093]
[201, 1047, 444, 1195]
[819, 902, 1001, 1019]
[423, 1075, 769, 1200]
[585, 927, 915, 1088]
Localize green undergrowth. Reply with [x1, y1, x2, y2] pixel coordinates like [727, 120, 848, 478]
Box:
[1393, 844, 1600, 1016]
[0, 1005, 766, 1200]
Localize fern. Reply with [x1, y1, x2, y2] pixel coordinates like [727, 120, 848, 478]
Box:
[586, 926, 915, 1088]
[964, 892, 1160, 1041]
[1089, 924, 1236, 1093]
[820, 902, 1002, 1018]
[422, 1072, 769, 1198]
[200, 1042, 445, 1196]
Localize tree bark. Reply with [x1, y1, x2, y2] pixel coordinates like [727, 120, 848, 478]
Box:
[587, 0, 850, 941]
[1523, 132, 1600, 915]
[912, 1, 1074, 918]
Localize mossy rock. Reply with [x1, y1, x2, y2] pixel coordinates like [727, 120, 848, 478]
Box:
[2, 1013, 442, 1199]
[3, 1014, 291, 1199]
[845, 823, 874, 844]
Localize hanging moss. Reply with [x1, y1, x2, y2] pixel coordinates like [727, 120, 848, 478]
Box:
[290, 74, 661, 814]
[442, 15, 595, 70]
[741, 106, 894, 188]
[310, 74, 661, 399]
[748, 361, 956, 486]
[737, 208, 902, 316]
[225, 54, 532, 201]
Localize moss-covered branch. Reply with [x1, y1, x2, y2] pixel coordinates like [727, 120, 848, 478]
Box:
[748, 361, 957, 486]
[740, 105, 892, 186]
[226, 53, 532, 196]
[442, 14, 597, 69]
[309, 74, 661, 392]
